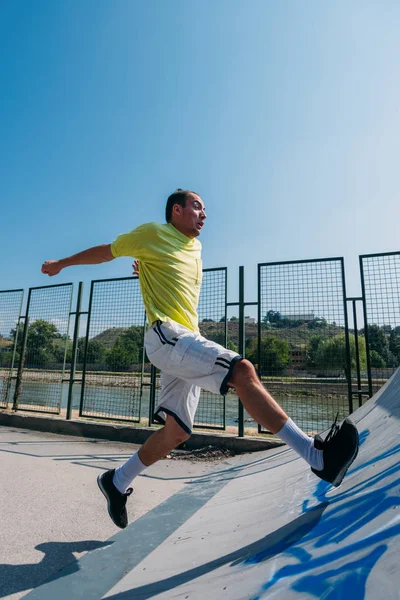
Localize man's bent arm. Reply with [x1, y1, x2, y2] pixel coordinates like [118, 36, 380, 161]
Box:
[42, 244, 114, 277]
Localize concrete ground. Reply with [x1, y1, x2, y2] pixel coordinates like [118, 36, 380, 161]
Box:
[0, 427, 231, 600]
[10, 368, 400, 600]
[2, 368, 399, 599]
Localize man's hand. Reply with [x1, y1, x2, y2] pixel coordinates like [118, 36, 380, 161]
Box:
[41, 245, 114, 277]
[132, 260, 140, 276]
[42, 260, 63, 277]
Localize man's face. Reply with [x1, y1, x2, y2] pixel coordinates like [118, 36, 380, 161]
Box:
[172, 194, 207, 238]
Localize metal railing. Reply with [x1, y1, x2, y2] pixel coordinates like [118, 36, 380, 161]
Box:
[12, 284, 73, 414]
[258, 258, 351, 434]
[360, 252, 400, 395]
[0, 289, 24, 408]
[1, 250, 399, 436]
[79, 277, 146, 423]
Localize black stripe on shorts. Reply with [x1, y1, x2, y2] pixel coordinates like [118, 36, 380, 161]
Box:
[220, 355, 243, 395]
[154, 407, 192, 436]
[216, 357, 231, 367]
[154, 322, 176, 346]
[215, 360, 230, 369]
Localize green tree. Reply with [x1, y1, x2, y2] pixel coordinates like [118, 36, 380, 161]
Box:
[306, 335, 326, 368]
[73, 338, 107, 364]
[11, 319, 62, 365]
[53, 341, 72, 364]
[24, 320, 62, 365]
[370, 350, 386, 368]
[106, 342, 132, 371]
[118, 326, 144, 363]
[308, 318, 328, 330]
[227, 339, 238, 353]
[277, 317, 308, 329]
[365, 325, 389, 362]
[313, 333, 367, 375]
[389, 327, 400, 362]
[86, 339, 107, 363]
[0, 351, 14, 367]
[9, 326, 24, 355]
[247, 336, 291, 374]
[105, 326, 144, 370]
[264, 311, 282, 325]
[206, 331, 225, 345]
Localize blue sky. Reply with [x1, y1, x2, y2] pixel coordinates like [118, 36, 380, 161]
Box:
[1, 0, 399, 317]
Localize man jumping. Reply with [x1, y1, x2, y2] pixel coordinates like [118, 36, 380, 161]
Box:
[42, 189, 359, 528]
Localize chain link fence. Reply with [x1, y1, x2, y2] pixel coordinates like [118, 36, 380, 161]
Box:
[258, 259, 351, 434]
[0, 289, 24, 408]
[13, 284, 73, 413]
[195, 268, 227, 429]
[79, 277, 146, 423]
[150, 268, 228, 431]
[3, 250, 399, 435]
[360, 252, 400, 394]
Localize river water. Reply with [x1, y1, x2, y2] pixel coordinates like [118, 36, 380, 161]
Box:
[5, 379, 350, 435]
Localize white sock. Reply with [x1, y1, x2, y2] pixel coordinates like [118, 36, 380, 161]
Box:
[113, 452, 147, 493]
[277, 418, 323, 471]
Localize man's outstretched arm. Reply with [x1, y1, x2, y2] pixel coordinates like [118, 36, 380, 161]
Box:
[41, 244, 115, 277]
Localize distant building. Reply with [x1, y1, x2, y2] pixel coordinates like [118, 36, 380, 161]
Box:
[284, 313, 315, 322]
[245, 317, 256, 325]
[291, 345, 307, 368]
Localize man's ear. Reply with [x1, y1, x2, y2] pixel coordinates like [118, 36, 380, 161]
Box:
[172, 203, 183, 218]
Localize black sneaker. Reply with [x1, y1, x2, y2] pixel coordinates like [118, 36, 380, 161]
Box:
[311, 416, 359, 487]
[97, 469, 133, 528]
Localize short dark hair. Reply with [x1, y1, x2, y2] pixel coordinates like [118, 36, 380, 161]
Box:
[165, 189, 199, 223]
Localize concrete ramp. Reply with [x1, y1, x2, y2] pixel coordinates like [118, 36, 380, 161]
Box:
[26, 369, 400, 600]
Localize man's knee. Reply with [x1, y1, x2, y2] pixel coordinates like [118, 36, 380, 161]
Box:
[164, 416, 191, 446]
[229, 358, 257, 386]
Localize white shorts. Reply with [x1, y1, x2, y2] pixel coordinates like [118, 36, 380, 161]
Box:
[144, 320, 241, 435]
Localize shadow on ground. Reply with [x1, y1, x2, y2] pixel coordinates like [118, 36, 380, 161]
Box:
[0, 540, 112, 598]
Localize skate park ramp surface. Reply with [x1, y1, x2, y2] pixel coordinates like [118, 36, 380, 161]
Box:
[25, 369, 400, 600]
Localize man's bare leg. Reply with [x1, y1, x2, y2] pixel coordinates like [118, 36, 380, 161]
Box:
[229, 359, 288, 433]
[113, 415, 190, 493]
[139, 416, 190, 465]
[229, 359, 323, 469]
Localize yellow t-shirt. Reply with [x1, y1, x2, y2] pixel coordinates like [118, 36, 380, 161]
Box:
[111, 222, 202, 332]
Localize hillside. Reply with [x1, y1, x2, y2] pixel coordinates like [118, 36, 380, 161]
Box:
[91, 327, 126, 348]
[0, 336, 13, 349]
[91, 325, 144, 348]
[199, 320, 345, 349]
[89, 320, 346, 353]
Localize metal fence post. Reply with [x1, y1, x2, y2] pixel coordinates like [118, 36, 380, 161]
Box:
[67, 282, 83, 420]
[341, 259, 353, 415]
[79, 281, 94, 417]
[148, 364, 157, 426]
[12, 315, 29, 411]
[238, 266, 245, 437]
[352, 299, 362, 408]
[359, 256, 373, 398]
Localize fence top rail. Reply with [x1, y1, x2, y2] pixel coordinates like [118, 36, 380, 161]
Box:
[90, 268, 226, 286]
[90, 275, 139, 284]
[202, 267, 227, 273]
[0, 289, 24, 294]
[258, 256, 344, 268]
[28, 282, 73, 291]
[359, 250, 400, 260]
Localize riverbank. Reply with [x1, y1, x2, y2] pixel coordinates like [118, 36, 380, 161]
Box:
[1, 368, 360, 398]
